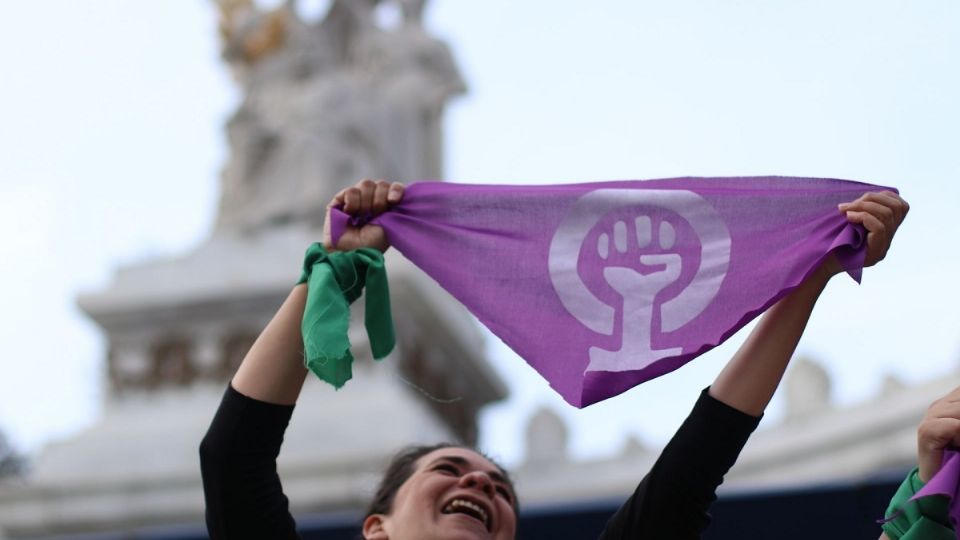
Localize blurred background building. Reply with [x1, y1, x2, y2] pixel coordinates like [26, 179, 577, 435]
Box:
[0, 1, 505, 536]
[0, 1, 955, 538]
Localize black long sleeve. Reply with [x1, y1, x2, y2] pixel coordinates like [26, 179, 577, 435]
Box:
[598, 388, 761, 539]
[198, 384, 758, 539]
[199, 385, 301, 540]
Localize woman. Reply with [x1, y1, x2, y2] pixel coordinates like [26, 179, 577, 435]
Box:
[200, 179, 908, 539]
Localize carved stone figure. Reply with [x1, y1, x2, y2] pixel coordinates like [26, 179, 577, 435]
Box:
[212, 0, 465, 234]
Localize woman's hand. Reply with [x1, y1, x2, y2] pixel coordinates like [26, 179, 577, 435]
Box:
[710, 190, 909, 417]
[917, 386, 960, 483]
[323, 179, 405, 253]
[838, 190, 910, 268]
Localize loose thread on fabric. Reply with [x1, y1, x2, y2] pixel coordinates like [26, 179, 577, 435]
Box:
[393, 372, 463, 404]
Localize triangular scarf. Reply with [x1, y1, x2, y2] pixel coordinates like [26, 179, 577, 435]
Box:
[329, 176, 892, 408]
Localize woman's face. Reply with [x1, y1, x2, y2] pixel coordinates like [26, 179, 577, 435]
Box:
[364, 447, 517, 540]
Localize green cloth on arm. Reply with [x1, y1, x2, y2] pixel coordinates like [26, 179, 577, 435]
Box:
[882, 468, 954, 540]
[296, 243, 395, 389]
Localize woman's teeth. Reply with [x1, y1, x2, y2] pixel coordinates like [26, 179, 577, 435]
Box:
[443, 498, 489, 528]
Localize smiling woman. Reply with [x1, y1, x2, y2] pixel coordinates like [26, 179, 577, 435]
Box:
[362, 445, 518, 539]
[198, 179, 908, 539]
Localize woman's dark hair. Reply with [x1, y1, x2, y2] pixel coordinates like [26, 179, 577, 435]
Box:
[364, 442, 519, 519]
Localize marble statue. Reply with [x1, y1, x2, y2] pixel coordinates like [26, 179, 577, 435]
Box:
[213, 0, 465, 233]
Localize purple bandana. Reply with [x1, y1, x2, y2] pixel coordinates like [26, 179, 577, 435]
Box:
[331, 176, 891, 407]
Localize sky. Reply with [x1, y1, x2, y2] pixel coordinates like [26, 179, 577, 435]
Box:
[0, 1, 958, 468]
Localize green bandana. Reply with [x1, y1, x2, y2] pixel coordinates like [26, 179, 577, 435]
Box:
[296, 243, 395, 389]
[882, 468, 954, 540]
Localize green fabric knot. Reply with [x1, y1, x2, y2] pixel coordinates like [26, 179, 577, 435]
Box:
[296, 243, 395, 389]
[882, 468, 954, 540]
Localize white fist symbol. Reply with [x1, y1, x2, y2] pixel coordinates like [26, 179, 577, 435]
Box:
[588, 216, 683, 372]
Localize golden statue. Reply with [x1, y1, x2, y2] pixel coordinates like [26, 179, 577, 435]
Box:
[215, 0, 289, 65]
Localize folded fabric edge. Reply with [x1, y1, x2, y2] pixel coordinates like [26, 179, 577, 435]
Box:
[305, 351, 354, 390]
[330, 208, 350, 247]
[878, 467, 956, 540]
[576, 242, 867, 408]
[831, 222, 867, 283]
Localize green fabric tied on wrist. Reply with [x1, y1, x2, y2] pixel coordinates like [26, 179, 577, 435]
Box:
[296, 243, 395, 389]
[882, 468, 954, 540]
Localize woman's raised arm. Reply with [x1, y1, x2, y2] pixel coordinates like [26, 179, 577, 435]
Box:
[230, 179, 404, 405]
[598, 191, 908, 539]
[710, 190, 908, 416]
[200, 179, 404, 540]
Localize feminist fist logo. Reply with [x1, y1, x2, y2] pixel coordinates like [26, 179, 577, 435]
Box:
[548, 189, 731, 373]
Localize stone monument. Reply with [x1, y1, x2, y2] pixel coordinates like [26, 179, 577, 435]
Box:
[214, 0, 465, 233]
[0, 1, 501, 536]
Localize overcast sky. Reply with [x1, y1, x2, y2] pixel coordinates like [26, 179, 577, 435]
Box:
[0, 0, 958, 466]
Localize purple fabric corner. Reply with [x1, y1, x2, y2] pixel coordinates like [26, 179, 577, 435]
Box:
[912, 449, 960, 533]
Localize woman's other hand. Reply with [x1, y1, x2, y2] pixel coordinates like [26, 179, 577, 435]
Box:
[323, 179, 405, 253]
[838, 190, 909, 268]
[917, 386, 960, 483]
